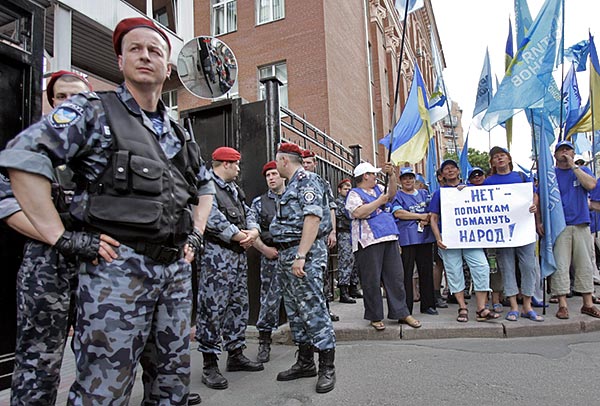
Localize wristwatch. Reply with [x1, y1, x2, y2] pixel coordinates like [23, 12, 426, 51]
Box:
[572, 165, 580, 171]
[294, 253, 306, 260]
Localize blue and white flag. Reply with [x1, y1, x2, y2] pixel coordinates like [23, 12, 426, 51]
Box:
[395, 0, 425, 21]
[565, 39, 590, 72]
[473, 48, 493, 119]
[426, 136, 439, 194]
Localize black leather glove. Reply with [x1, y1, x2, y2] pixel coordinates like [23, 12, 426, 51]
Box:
[54, 230, 100, 261]
[186, 228, 205, 256]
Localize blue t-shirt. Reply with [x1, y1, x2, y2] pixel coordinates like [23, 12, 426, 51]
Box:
[555, 166, 593, 225]
[483, 171, 530, 185]
[392, 189, 435, 246]
[429, 183, 465, 233]
[589, 178, 600, 233]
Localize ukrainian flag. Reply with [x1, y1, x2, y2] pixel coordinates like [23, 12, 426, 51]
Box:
[567, 33, 600, 138]
[380, 61, 432, 165]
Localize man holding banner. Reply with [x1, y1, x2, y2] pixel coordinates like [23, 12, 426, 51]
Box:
[483, 147, 541, 322]
[551, 141, 600, 319]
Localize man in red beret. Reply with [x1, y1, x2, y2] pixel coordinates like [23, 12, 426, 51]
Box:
[270, 142, 336, 393]
[301, 149, 339, 321]
[195, 146, 263, 390]
[1, 70, 89, 405]
[247, 160, 286, 363]
[0, 16, 214, 405]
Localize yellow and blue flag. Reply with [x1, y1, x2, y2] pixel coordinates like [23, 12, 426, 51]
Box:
[380, 61, 432, 165]
[567, 33, 600, 137]
[482, 0, 562, 131]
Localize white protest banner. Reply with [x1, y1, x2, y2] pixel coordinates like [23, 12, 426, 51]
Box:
[440, 183, 536, 249]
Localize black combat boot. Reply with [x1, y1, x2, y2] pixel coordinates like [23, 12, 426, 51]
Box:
[349, 284, 363, 298]
[276, 343, 317, 381]
[226, 347, 264, 372]
[201, 352, 228, 389]
[339, 286, 356, 304]
[188, 392, 202, 405]
[257, 330, 272, 363]
[316, 348, 336, 393]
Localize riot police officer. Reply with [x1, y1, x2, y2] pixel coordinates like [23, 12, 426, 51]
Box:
[271, 143, 336, 394]
[248, 160, 286, 362]
[0, 17, 213, 405]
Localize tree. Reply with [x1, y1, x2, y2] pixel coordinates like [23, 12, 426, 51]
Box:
[444, 148, 490, 173]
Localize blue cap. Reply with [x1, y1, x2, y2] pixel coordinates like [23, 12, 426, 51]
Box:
[555, 140, 575, 152]
[468, 167, 484, 179]
[440, 159, 459, 171]
[415, 173, 428, 185]
[489, 146, 510, 157]
[399, 167, 415, 177]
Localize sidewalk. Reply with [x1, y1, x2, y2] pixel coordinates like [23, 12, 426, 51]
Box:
[255, 293, 600, 344]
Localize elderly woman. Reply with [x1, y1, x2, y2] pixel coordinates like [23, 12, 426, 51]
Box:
[392, 167, 437, 315]
[345, 162, 420, 331]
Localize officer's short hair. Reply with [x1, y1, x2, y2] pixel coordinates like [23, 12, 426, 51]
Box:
[277, 152, 303, 165]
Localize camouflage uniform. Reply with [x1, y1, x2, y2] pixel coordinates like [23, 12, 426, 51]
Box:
[0, 84, 214, 405]
[0, 176, 78, 406]
[195, 169, 259, 354]
[270, 168, 335, 350]
[248, 189, 283, 332]
[320, 179, 336, 298]
[335, 195, 358, 287]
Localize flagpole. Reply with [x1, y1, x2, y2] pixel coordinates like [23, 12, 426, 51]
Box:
[558, 0, 566, 141]
[591, 32, 597, 175]
[384, 3, 410, 192]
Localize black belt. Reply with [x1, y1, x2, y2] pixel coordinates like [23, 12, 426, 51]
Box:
[275, 240, 301, 251]
[128, 241, 182, 264]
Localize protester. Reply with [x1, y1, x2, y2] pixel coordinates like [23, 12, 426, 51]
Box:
[248, 160, 286, 362]
[0, 17, 214, 404]
[430, 159, 499, 323]
[271, 142, 336, 394]
[335, 178, 360, 304]
[550, 140, 600, 319]
[345, 161, 421, 330]
[392, 167, 437, 315]
[484, 146, 541, 322]
[433, 168, 449, 309]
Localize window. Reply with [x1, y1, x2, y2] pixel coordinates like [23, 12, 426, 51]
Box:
[258, 62, 288, 108]
[212, 0, 237, 36]
[256, 0, 284, 25]
[161, 90, 178, 121]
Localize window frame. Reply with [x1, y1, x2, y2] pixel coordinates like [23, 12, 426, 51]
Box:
[256, 0, 285, 26]
[258, 61, 288, 108]
[211, 0, 237, 36]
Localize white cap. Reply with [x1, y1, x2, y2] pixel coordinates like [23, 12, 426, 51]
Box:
[353, 162, 381, 177]
[574, 154, 587, 164]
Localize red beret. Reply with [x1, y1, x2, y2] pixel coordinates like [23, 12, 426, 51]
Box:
[262, 160, 277, 176]
[212, 146, 241, 162]
[277, 143, 303, 157]
[302, 149, 316, 158]
[46, 70, 91, 105]
[112, 17, 171, 56]
[337, 178, 351, 188]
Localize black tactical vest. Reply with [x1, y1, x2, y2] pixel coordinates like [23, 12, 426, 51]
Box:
[259, 193, 276, 245]
[205, 179, 247, 253]
[83, 92, 200, 246]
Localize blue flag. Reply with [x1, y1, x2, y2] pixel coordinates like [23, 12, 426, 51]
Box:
[426, 137, 439, 194]
[482, 0, 562, 131]
[380, 61, 432, 164]
[563, 62, 583, 136]
[473, 48, 493, 118]
[395, 0, 424, 21]
[458, 134, 473, 183]
[536, 116, 566, 279]
[565, 39, 590, 72]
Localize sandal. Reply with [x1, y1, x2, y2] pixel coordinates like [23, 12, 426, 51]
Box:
[556, 306, 569, 319]
[521, 310, 544, 322]
[457, 307, 468, 323]
[505, 310, 519, 322]
[549, 296, 559, 304]
[492, 303, 504, 313]
[399, 315, 422, 328]
[476, 308, 501, 322]
[581, 305, 600, 318]
[370, 320, 386, 330]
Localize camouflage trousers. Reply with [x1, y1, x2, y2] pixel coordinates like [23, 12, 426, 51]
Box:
[337, 231, 359, 287]
[279, 238, 335, 350]
[68, 244, 192, 406]
[11, 240, 78, 406]
[195, 241, 249, 354]
[256, 255, 282, 332]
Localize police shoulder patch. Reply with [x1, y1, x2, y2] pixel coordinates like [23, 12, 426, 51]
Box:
[303, 189, 317, 203]
[48, 102, 84, 128]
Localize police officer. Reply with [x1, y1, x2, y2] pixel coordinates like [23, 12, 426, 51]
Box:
[0, 17, 213, 405]
[301, 149, 339, 321]
[247, 160, 286, 363]
[272, 143, 336, 394]
[196, 146, 263, 390]
[335, 178, 361, 303]
[0, 71, 89, 406]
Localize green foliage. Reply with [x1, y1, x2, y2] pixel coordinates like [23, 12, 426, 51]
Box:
[443, 148, 490, 173]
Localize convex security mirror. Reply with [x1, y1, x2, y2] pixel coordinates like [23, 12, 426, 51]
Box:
[177, 36, 238, 99]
